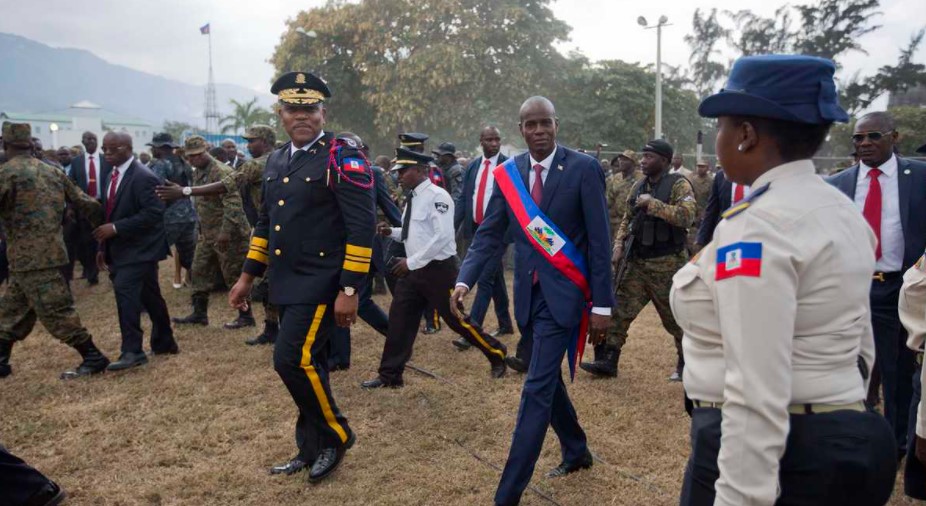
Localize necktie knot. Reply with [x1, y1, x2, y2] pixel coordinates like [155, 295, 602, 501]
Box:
[484, 159, 491, 168]
[533, 163, 544, 176]
[868, 167, 882, 179]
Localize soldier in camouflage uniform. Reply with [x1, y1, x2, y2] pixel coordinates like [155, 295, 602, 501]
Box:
[172, 136, 251, 327]
[581, 139, 695, 381]
[156, 126, 279, 344]
[687, 160, 714, 252]
[147, 133, 197, 286]
[0, 122, 112, 380]
[605, 149, 642, 244]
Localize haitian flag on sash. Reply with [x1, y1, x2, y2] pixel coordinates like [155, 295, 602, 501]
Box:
[493, 159, 591, 380]
[716, 242, 763, 280]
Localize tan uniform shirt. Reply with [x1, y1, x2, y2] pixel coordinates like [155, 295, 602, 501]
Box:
[901, 256, 926, 437]
[670, 160, 876, 505]
[689, 172, 714, 220]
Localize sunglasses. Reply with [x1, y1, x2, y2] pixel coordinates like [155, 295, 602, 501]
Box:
[851, 130, 893, 143]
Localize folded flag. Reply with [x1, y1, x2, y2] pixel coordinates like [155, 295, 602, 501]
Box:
[200, 23, 210, 35]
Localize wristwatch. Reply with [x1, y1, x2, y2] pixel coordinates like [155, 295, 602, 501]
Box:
[341, 286, 357, 297]
[182, 186, 192, 196]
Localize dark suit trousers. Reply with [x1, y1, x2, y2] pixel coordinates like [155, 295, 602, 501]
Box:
[327, 272, 389, 368]
[871, 275, 913, 451]
[495, 285, 587, 506]
[378, 258, 506, 383]
[680, 407, 896, 505]
[0, 445, 55, 505]
[109, 261, 175, 354]
[275, 303, 352, 460]
[76, 219, 99, 282]
[469, 244, 512, 330]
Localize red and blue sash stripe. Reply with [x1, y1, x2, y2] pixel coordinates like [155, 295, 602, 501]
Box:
[493, 159, 591, 380]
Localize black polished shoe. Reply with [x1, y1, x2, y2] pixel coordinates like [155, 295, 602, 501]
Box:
[580, 347, 619, 378]
[308, 432, 356, 483]
[505, 356, 527, 374]
[24, 480, 66, 506]
[61, 339, 110, 380]
[490, 327, 515, 338]
[246, 322, 278, 346]
[361, 377, 403, 389]
[451, 337, 472, 351]
[106, 352, 148, 371]
[546, 450, 593, 478]
[490, 358, 507, 379]
[269, 457, 308, 476]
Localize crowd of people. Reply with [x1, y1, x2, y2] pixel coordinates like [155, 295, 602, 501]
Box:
[3, 53, 926, 506]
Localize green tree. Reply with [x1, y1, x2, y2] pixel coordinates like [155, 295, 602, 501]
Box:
[725, 7, 795, 56]
[219, 97, 274, 135]
[892, 106, 926, 156]
[685, 8, 730, 98]
[793, 0, 881, 62]
[162, 120, 199, 140]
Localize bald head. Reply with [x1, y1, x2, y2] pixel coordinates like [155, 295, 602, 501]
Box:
[518, 96, 558, 159]
[519, 96, 556, 121]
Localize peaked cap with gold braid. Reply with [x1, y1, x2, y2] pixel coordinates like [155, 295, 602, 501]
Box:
[270, 71, 332, 105]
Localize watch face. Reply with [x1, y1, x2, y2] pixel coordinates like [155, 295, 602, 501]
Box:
[343, 287, 356, 296]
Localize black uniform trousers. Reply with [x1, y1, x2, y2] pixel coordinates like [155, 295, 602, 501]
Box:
[680, 407, 896, 506]
[109, 261, 175, 355]
[377, 257, 506, 384]
[0, 445, 55, 505]
[275, 303, 352, 461]
[905, 361, 926, 500]
[870, 274, 913, 453]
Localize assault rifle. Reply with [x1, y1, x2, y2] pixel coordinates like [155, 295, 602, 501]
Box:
[614, 209, 645, 289]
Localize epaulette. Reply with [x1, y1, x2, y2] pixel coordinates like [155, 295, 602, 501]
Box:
[721, 183, 770, 220]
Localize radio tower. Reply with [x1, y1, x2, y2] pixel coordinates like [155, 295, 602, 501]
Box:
[203, 23, 220, 134]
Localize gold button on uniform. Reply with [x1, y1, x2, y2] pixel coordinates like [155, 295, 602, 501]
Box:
[305, 177, 311, 182]
[275, 249, 282, 256]
[283, 177, 290, 183]
[278, 200, 285, 206]
[274, 225, 281, 231]
[319, 252, 325, 257]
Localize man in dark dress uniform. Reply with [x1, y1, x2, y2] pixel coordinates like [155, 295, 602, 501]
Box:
[229, 71, 375, 483]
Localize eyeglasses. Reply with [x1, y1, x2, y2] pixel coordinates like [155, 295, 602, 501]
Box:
[851, 130, 893, 144]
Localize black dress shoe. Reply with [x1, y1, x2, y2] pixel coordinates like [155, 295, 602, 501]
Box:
[106, 352, 148, 371]
[490, 327, 515, 338]
[361, 377, 403, 389]
[269, 457, 308, 475]
[490, 358, 507, 379]
[151, 345, 180, 356]
[546, 450, 593, 478]
[24, 480, 66, 506]
[505, 356, 527, 373]
[308, 432, 356, 483]
[451, 337, 472, 351]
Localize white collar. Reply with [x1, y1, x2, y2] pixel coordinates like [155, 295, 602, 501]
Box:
[481, 153, 499, 165]
[113, 156, 134, 174]
[290, 130, 326, 157]
[859, 154, 898, 179]
[411, 178, 432, 196]
[529, 148, 557, 171]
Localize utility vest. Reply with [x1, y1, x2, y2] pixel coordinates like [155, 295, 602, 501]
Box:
[630, 172, 687, 259]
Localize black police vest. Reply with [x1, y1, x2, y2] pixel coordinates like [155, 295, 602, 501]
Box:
[631, 172, 687, 259]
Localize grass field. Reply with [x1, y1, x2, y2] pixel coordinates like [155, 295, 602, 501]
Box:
[0, 261, 918, 505]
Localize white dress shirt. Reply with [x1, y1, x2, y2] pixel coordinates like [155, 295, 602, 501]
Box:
[671, 160, 877, 505]
[854, 154, 903, 272]
[471, 153, 500, 221]
[390, 179, 457, 271]
[84, 150, 102, 197]
[290, 130, 326, 158]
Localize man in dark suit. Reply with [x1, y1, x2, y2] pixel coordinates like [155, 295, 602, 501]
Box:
[69, 131, 111, 285]
[828, 111, 926, 457]
[694, 168, 750, 248]
[451, 97, 613, 506]
[92, 132, 177, 371]
[452, 125, 514, 349]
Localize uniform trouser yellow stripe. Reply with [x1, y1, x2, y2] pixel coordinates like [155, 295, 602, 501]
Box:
[300, 304, 349, 443]
[449, 289, 505, 359]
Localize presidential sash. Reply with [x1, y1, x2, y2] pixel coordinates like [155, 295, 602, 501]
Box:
[493, 159, 592, 380]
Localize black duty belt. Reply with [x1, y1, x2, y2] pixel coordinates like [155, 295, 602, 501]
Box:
[872, 271, 902, 282]
[691, 399, 866, 415]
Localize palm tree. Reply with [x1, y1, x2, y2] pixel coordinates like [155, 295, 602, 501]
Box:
[219, 98, 273, 134]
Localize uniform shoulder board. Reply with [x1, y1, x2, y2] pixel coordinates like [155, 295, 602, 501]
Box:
[721, 183, 771, 220]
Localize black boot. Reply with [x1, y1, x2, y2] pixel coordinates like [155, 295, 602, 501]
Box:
[245, 320, 278, 346]
[224, 307, 256, 329]
[61, 339, 110, 380]
[0, 340, 12, 378]
[173, 295, 209, 325]
[579, 346, 619, 378]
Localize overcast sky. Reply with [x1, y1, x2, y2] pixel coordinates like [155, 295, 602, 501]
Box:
[1, 0, 922, 107]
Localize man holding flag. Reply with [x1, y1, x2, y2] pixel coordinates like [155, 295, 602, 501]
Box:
[451, 96, 613, 506]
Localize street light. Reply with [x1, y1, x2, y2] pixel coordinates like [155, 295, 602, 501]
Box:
[638, 15, 671, 140]
[49, 122, 59, 149]
[295, 27, 317, 38]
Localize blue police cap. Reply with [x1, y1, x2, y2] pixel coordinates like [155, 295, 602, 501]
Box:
[390, 146, 433, 171]
[699, 55, 849, 125]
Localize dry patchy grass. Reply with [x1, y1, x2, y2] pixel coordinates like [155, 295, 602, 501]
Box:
[0, 262, 917, 505]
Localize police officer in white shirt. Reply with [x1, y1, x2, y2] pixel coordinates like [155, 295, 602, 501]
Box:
[672, 55, 896, 505]
[361, 148, 508, 388]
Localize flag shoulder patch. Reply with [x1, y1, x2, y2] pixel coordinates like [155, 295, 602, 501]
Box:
[342, 157, 367, 173]
[716, 241, 762, 281]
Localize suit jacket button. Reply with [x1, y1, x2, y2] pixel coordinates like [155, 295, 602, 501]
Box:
[283, 177, 290, 183]
[305, 177, 311, 182]
[275, 249, 282, 256]
[274, 225, 281, 231]
[278, 200, 285, 206]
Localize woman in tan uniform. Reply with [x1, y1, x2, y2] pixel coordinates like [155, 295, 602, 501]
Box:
[671, 55, 896, 505]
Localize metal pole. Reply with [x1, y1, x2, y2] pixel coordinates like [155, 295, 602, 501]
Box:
[655, 22, 663, 140]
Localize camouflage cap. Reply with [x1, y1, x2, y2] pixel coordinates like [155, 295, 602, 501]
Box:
[617, 149, 637, 163]
[241, 124, 276, 145]
[1, 121, 32, 146]
[183, 135, 209, 155]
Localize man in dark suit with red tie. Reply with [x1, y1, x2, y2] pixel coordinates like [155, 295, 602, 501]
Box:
[92, 132, 177, 371]
[69, 131, 110, 285]
[451, 97, 613, 506]
[451, 126, 514, 351]
[828, 111, 926, 459]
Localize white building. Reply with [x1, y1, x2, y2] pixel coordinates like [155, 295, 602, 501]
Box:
[1, 101, 153, 150]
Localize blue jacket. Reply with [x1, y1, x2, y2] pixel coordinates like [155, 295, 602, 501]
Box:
[455, 153, 508, 240]
[457, 145, 613, 329]
[100, 159, 169, 267]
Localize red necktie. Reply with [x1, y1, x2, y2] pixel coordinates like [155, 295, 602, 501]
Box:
[105, 169, 120, 221]
[733, 183, 744, 203]
[531, 164, 544, 284]
[88, 157, 98, 198]
[475, 159, 491, 224]
[863, 168, 883, 260]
